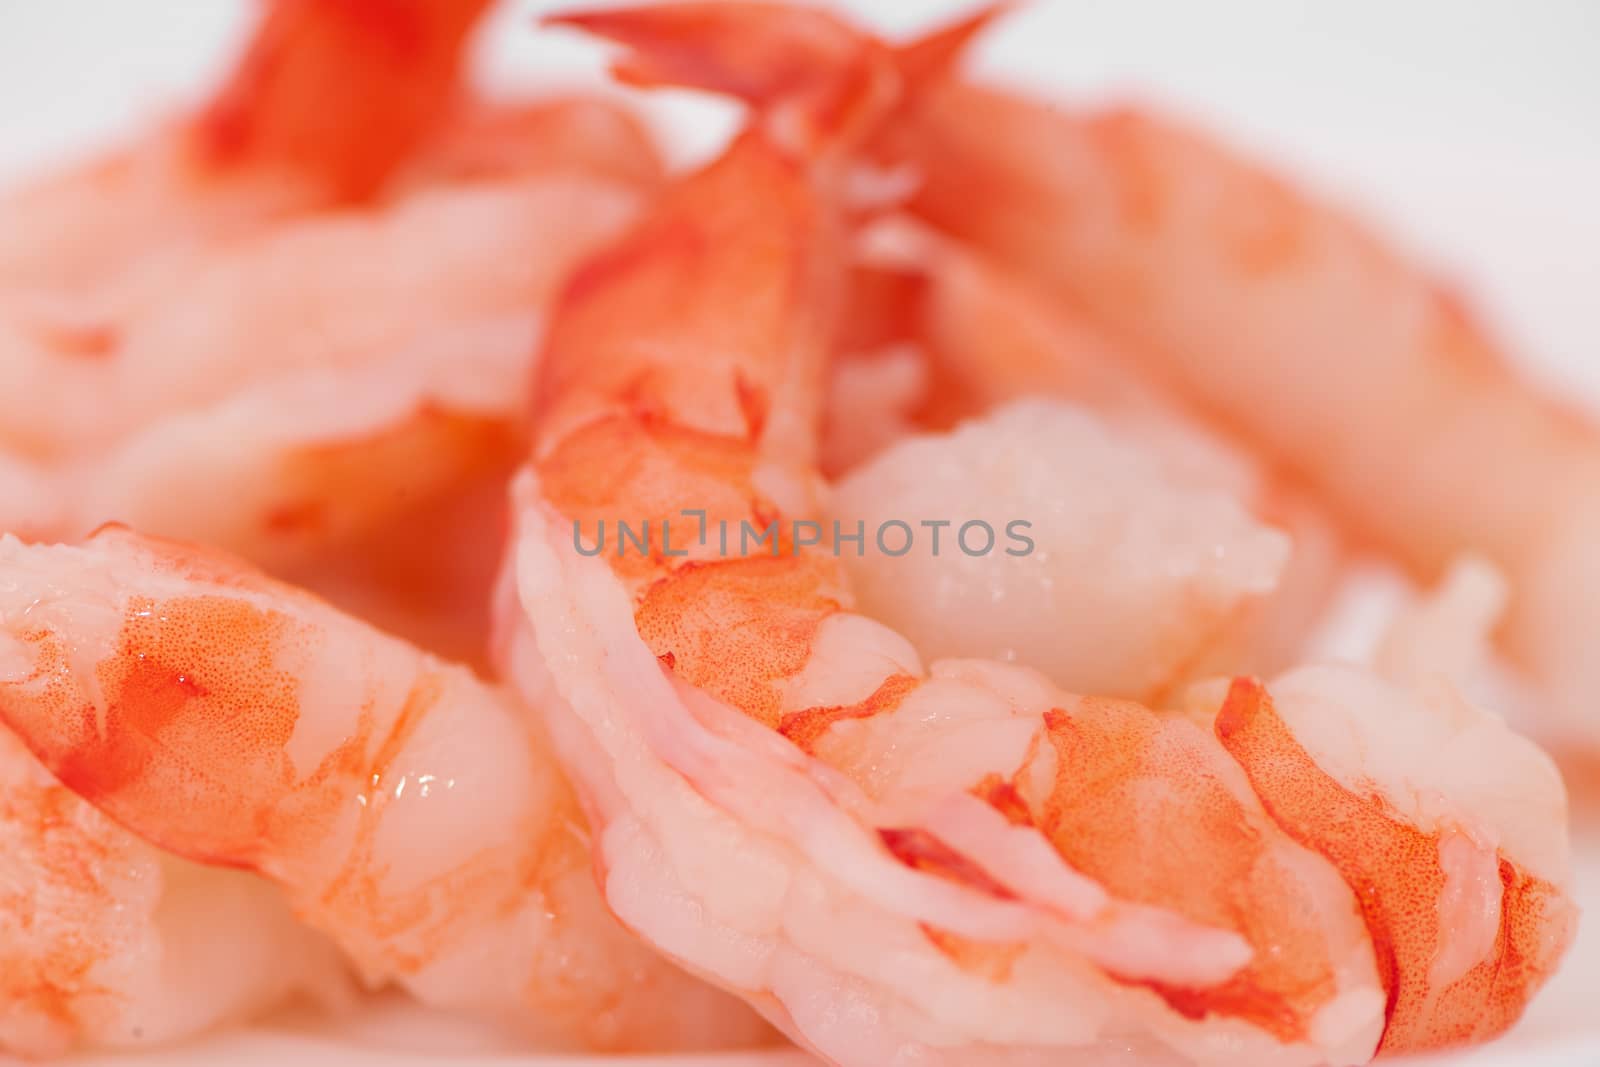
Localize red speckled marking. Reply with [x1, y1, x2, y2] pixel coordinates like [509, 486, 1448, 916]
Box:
[0, 576, 382, 881]
[1215, 678, 1577, 1054]
[779, 672, 916, 753]
[635, 555, 844, 728]
[529, 100, 854, 739]
[46, 595, 308, 866]
[989, 701, 1347, 1042]
[539, 415, 776, 587]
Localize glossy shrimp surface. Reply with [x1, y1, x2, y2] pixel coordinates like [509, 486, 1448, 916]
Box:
[885, 72, 1600, 745]
[0, 527, 767, 1052]
[501, 5, 1575, 1064]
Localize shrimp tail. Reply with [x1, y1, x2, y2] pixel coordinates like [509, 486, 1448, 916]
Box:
[545, 1, 1007, 150]
[893, 2, 1015, 85]
[195, 0, 494, 198]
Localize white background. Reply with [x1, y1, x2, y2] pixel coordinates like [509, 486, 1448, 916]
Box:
[1, 2, 1596, 1065]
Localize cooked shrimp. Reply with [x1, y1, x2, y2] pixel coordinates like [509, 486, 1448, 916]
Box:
[0, 0, 496, 295]
[500, 5, 1575, 1064]
[883, 68, 1600, 745]
[0, 721, 346, 1058]
[193, 0, 495, 201]
[835, 234, 1347, 689]
[0, 527, 768, 1052]
[829, 399, 1297, 702]
[0, 155, 646, 658]
[0, 32, 660, 659]
[3, 162, 641, 460]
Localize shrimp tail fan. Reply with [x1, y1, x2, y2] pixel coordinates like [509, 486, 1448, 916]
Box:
[545, 1, 1010, 150]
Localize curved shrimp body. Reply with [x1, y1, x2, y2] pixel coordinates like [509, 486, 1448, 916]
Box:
[0, 158, 648, 664]
[884, 77, 1600, 744]
[0, 715, 344, 1057]
[503, 5, 1575, 1064]
[0, 97, 659, 664]
[0, 527, 767, 1052]
[0, 0, 663, 616]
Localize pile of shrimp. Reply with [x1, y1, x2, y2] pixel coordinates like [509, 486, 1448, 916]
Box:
[0, 2, 1590, 1064]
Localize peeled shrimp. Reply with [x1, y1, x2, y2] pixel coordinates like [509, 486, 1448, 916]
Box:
[835, 234, 1346, 691]
[0, 149, 649, 657]
[0, 4, 661, 655]
[831, 399, 1297, 701]
[0, 0, 494, 295]
[0, 527, 767, 1052]
[500, 5, 1575, 1064]
[0, 704, 344, 1058]
[883, 64, 1600, 745]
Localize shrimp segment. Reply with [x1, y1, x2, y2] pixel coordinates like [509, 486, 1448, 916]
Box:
[885, 78, 1600, 743]
[502, 5, 1574, 1064]
[0, 709, 344, 1057]
[1215, 671, 1575, 1053]
[0, 528, 766, 1052]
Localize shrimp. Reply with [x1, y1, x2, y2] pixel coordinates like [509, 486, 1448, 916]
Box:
[500, 5, 1575, 1064]
[0, 151, 649, 658]
[880, 62, 1600, 745]
[830, 398, 1314, 703]
[192, 0, 495, 201]
[0, 6, 662, 657]
[0, 711, 345, 1057]
[0, 526, 768, 1052]
[832, 234, 1346, 692]
[0, 0, 495, 296]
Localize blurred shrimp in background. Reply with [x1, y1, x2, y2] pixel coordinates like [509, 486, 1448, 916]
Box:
[0, 1, 1597, 1065]
[0, 0, 662, 663]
